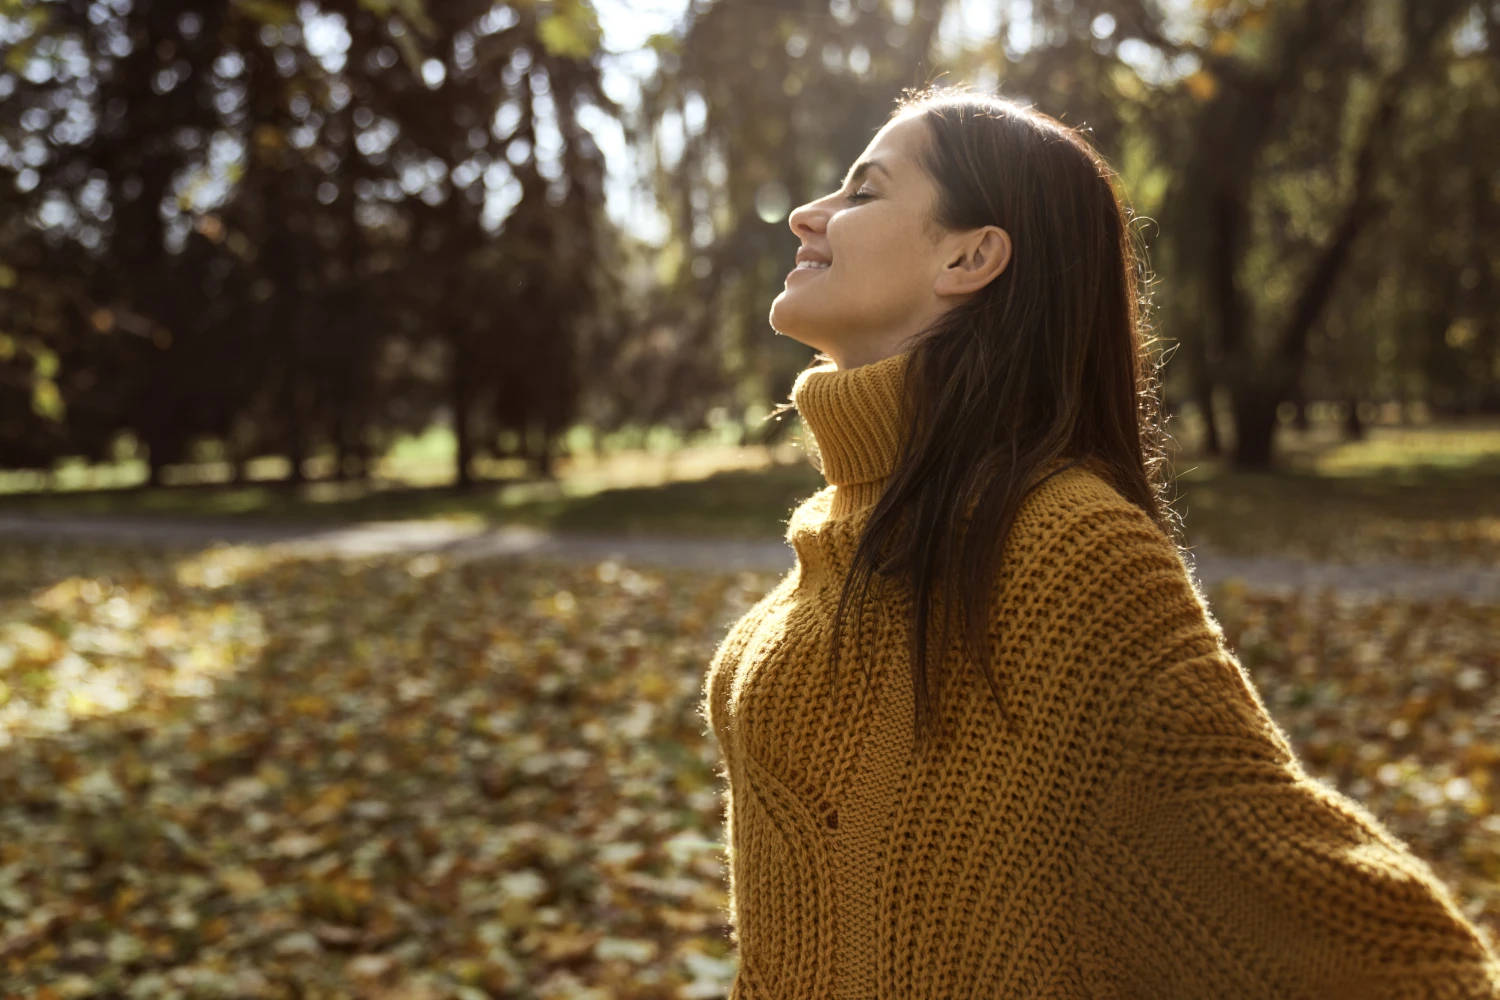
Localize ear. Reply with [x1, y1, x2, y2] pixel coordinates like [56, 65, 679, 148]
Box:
[933, 226, 1012, 298]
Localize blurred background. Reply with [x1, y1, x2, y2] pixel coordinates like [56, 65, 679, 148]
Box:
[0, 1, 1498, 998]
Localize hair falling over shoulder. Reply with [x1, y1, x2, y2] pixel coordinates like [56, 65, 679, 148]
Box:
[824, 85, 1179, 748]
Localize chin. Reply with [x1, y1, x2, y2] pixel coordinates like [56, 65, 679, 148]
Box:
[768, 291, 832, 351]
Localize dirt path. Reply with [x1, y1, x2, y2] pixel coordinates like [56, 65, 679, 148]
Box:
[2, 512, 1497, 602]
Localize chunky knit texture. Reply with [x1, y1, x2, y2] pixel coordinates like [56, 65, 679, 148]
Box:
[701, 350, 1500, 999]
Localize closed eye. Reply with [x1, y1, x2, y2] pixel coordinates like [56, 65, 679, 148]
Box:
[845, 189, 875, 203]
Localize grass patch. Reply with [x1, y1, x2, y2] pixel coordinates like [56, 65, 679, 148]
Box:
[1170, 464, 1500, 564]
[2, 419, 1499, 563]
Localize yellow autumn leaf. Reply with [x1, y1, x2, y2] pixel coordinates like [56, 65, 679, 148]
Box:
[217, 867, 266, 899]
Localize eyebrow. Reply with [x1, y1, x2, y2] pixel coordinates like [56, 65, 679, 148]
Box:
[843, 159, 892, 188]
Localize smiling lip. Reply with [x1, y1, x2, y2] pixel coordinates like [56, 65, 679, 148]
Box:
[786, 262, 829, 281]
[788, 247, 831, 280]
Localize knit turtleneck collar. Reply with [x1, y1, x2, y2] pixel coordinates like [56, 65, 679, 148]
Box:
[791, 350, 909, 519]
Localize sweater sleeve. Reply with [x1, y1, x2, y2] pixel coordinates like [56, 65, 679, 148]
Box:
[1081, 640, 1500, 999]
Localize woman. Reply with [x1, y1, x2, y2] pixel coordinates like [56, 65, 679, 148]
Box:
[701, 86, 1500, 999]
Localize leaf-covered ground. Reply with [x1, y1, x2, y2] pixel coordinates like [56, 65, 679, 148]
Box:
[1, 540, 1498, 998]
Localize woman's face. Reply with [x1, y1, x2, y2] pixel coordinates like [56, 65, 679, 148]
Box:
[770, 111, 989, 370]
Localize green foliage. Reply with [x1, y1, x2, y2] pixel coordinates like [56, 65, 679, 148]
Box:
[30, 379, 63, 423]
[230, 0, 295, 27]
[358, 0, 438, 38]
[537, 0, 603, 59]
[0, 0, 617, 484]
[0, 0, 1495, 482]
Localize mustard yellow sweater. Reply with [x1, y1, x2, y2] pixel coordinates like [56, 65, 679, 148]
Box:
[701, 350, 1500, 999]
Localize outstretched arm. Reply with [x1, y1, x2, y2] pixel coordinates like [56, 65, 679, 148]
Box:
[1081, 646, 1500, 1000]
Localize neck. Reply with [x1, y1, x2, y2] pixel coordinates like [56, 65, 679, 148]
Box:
[791, 351, 908, 520]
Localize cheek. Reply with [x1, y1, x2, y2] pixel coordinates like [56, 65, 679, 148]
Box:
[828, 210, 929, 300]
[771, 205, 936, 339]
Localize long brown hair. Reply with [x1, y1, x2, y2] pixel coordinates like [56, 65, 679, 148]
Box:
[823, 85, 1177, 747]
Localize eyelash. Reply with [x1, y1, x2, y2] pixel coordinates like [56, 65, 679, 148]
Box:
[845, 189, 874, 203]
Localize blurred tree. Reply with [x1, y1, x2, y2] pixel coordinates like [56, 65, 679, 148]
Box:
[1165, 0, 1478, 466]
[957, 0, 1497, 464]
[375, 0, 616, 486]
[0, 0, 620, 488]
[0, 0, 1495, 481]
[0, 1, 231, 482]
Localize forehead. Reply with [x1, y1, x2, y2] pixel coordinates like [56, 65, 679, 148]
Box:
[864, 112, 927, 164]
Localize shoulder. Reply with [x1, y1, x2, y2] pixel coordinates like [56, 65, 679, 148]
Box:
[1008, 460, 1182, 571]
[993, 461, 1222, 647]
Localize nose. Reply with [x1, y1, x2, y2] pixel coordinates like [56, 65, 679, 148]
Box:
[788, 195, 829, 240]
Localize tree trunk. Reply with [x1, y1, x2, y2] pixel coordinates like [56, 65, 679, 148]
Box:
[282, 377, 306, 487]
[1231, 385, 1279, 469]
[146, 445, 167, 488]
[353, 432, 372, 483]
[451, 338, 474, 492]
[1195, 377, 1221, 456]
[1290, 379, 1311, 432]
[1342, 396, 1366, 441]
[1198, 0, 1441, 471]
[331, 415, 348, 482]
[524, 421, 560, 479]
